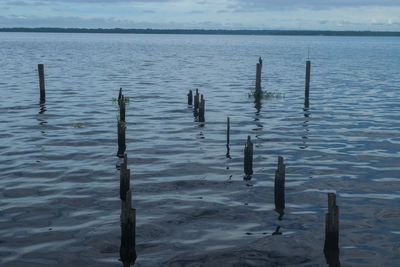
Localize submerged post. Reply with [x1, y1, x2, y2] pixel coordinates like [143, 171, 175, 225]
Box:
[305, 60, 311, 107]
[226, 117, 230, 157]
[120, 190, 137, 266]
[244, 136, 253, 178]
[198, 94, 205, 122]
[274, 156, 286, 219]
[38, 64, 45, 103]
[188, 90, 193, 106]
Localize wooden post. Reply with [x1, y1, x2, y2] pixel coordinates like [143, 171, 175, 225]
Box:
[120, 190, 137, 266]
[118, 88, 123, 104]
[120, 95, 126, 122]
[188, 90, 193, 106]
[198, 94, 205, 122]
[274, 156, 285, 219]
[38, 64, 45, 103]
[226, 117, 230, 157]
[255, 57, 262, 98]
[244, 136, 253, 178]
[117, 120, 126, 158]
[120, 163, 130, 201]
[324, 193, 340, 266]
[324, 193, 339, 250]
[194, 89, 199, 110]
[305, 60, 311, 107]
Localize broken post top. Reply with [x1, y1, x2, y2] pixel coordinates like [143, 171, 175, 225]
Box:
[328, 193, 337, 212]
[118, 88, 123, 102]
[259, 57, 262, 65]
[201, 94, 204, 101]
[246, 136, 253, 148]
[196, 88, 199, 95]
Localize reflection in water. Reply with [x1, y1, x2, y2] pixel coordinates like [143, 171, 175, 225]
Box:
[38, 103, 46, 114]
[37, 103, 47, 136]
[272, 226, 282, 235]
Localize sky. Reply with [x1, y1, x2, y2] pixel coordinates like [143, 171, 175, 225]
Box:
[1, 0, 400, 31]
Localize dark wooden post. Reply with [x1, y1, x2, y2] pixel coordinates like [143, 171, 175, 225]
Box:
[226, 117, 230, 157]
[194, 89, 199, 110]
[118, 88, 123, 104]
[38, 64, 45, 103]
[324, 193, 340, 266]
[255, 57, 262, 98]
[120, 95, 126, 122]
[198, 94, 205, 122]
[117, 120, 126, 158]
[120, 156, 130, 201]
[120, 190, 137, 266]
[324, 193, 339, 250]
[188, 90, 193, 106]
[274, 156, 285, 219]
[244, 136, 253, 178]
[305, 60, 311, 107]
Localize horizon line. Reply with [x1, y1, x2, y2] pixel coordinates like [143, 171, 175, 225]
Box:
[1, 27, 400, 37]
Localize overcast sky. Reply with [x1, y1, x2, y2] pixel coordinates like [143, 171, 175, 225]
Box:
[1, 0, 400, 30]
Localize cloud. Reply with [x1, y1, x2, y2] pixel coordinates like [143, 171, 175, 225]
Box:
[230, 0, 400, 11]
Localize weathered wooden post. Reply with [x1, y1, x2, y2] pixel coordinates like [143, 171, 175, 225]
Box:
[198, 94, 205, 122]
[274, 156, 285, 219]
[120, 190, 137, 266]
[194, 89, 200, 110]
[226, 117, 230, 157]
[324, 193, 340, 266]
[118, 88, 123, 104]
[255, 57, 263, 98]
[305, 60, 311, 108]
[120, 95, 126, 123]
[38, 64, 45, 103]
[120, 154, 130, 201]
[188, 90, 193, 106]
[117, 120, 126, 158]
[324, 193, 339, 250]
[244, 136, 253, 178]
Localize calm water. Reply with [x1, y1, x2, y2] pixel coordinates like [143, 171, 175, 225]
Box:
[0, 33, 400, 266]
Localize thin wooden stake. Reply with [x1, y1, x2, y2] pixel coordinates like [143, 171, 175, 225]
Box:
[118, 88, 123, 104]
[38, 64, 45, 103]
[244, 136, 253, 178]
[226, 117, 230, 157]
[198, 94, 205, 122]
[305, 60, 311, 108]
[188, 90, 193, 106]
[274, 156, 285, 218]
[194, 88, 199, 110]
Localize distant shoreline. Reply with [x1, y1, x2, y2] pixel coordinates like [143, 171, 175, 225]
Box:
[1, 28, 400, 37]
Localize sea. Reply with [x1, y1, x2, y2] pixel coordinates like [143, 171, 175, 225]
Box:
[0, 32, 399, 266]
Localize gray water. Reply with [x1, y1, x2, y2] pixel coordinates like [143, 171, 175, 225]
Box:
[0, 33, 399, 266]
